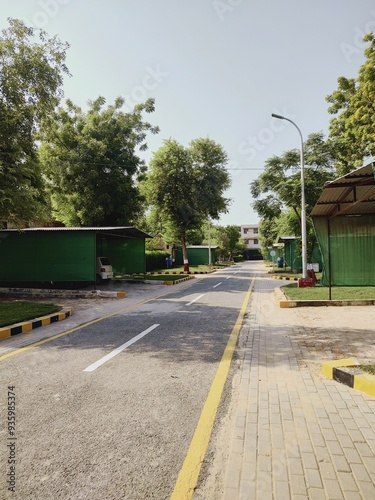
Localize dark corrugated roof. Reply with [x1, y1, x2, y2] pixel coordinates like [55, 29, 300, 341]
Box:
[0, 226, 152, 239]
[311, 162, 375, 217]
[277, 236, 300, 243]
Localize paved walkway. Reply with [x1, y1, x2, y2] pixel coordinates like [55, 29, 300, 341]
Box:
[222, 274, 375, 500]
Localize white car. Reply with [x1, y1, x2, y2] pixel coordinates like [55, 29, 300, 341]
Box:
[96, 257, 113, 284]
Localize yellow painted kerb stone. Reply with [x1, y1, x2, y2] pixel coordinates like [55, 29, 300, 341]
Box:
[0, 328, 11, 340]
[321, 358, 357, 379]
[279, 301, 290, 308]
[354, 372, 375, 398]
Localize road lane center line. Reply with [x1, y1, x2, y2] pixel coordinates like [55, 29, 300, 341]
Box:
[186, 294, 205, 306]
[170, 276, 255, 500]
[83, 324, 160, 372]
[212, 282, 222, 288]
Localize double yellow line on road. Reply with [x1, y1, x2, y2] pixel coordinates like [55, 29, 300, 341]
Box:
[170, 276, 255, 499]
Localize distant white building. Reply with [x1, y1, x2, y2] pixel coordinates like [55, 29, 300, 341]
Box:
[240, 224, 260, 250]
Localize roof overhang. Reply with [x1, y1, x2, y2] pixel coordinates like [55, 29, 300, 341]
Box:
[187, 245, 218, 249]
[0, 226, 152, 239]
[277, 236, 300, 243]
[311, 162, 375, 218]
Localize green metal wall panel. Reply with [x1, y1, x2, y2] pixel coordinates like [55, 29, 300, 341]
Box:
[314, 215, 375, 286]
[0, 231, 96, 282]
[311, 244, 323, 271]
[97, 237, 145, 275]
[266, 247, 283, 262]
[175, 247, 216, 266]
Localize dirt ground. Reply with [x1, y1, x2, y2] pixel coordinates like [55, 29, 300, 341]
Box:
[287, 304, 375, 376]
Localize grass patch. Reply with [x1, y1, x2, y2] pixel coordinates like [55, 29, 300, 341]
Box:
[358, 364, 375, 375]
[0, 301, 60, 328]
[282, 284, 375, 301]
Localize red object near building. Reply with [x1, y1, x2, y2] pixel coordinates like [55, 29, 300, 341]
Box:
[307, 269, 317, 284]
[298, 277, 315, 288]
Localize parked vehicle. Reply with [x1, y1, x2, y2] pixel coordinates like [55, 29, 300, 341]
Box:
[96, 257, 113, 284]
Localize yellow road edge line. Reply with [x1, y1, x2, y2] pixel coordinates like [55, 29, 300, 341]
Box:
[170, 276, 255, 500]
[0, 293, 173, 363]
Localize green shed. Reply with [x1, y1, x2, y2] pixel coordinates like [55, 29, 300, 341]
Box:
[175, 246, 218, 266]
[311, 162, 375, 286]
[277, 236, 301, 271]
[0, 227, 151, 286]
[266, 245, 283, 264]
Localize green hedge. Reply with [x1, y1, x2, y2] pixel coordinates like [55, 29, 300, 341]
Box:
[146, 250, 171, 271]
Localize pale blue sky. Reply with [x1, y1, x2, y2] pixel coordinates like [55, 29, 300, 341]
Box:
[1, 0, 374, 226]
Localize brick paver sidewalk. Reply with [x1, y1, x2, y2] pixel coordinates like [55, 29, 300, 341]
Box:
[223, 276, 375, 500]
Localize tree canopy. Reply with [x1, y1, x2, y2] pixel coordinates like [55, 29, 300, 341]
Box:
[214, 225, 244, 260]
[0, 18, 70, 225]
[326, 33, 375, 174]
[39, 97, 159, 226]
[250, 132, 336, 255]
[252, 33, 375, 257]
[142, 137, 231, 270]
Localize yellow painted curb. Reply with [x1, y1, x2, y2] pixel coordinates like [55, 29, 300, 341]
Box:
[280, 300, 290, 308]
[353, 372, 375, 398]
[164, 276, 194, 285]
[0, 307, 72, 341]
[321, 358, 358, 379]
[0, 328, 11, 340]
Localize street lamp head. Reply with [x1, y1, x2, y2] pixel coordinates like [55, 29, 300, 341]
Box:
[271, 113, 285, 120]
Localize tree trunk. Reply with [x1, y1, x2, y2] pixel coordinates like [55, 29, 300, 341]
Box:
[181, 231, 189, 272]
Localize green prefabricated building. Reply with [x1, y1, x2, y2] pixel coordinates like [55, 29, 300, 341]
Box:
[175, 246, 218, 266]
[0, 227, 150, 285]
[266, 245, 283, 263]
[277, 236, 301, 271]
[311, 163, 375, 286]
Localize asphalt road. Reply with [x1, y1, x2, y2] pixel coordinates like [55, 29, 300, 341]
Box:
[1, 263, 255, 499]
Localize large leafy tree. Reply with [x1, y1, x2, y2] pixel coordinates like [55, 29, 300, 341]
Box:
[250, 132, 336, 258]
[40, 97, 159, 226]
[326, 33, 375, 174]
[0, 18, 70, 225]
[214, 225, 244, 260]
[143, 138, 231, 271]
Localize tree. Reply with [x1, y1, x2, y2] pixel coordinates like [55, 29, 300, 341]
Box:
[0, 18, 70, 225]
[39, 97, 159, 226]
[258, 218, 279, 257]
[143, 138, 231, 271]
[250, 132, 335, 258]
[326, 33, 375, 174]
[214, 225, 243, 260]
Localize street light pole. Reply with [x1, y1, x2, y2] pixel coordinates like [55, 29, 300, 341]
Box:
[271, 113, 307, 279]
[208, 218, 212, 266]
